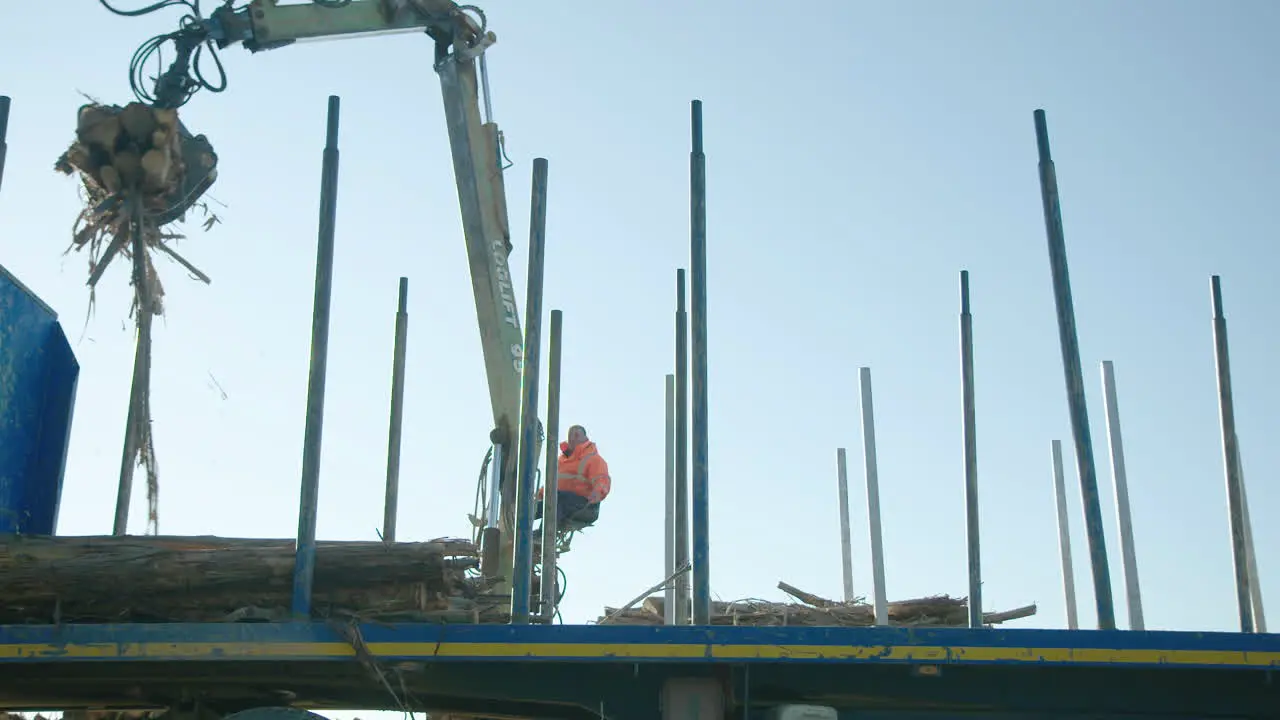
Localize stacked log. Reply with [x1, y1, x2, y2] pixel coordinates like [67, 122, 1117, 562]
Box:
[0, 535, 485, 624]
[0, 537, 1038, 629]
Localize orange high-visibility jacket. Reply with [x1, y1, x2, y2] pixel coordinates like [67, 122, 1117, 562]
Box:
[540, 440, 611, 504]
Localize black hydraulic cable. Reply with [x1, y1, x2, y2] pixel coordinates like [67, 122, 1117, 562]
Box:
[99, 0, 199, 17]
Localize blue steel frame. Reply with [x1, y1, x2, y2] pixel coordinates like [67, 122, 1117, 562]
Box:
[2, 623, 1278, 719]
[0, 263, 80, 536]
[2, 623, 1277, 668]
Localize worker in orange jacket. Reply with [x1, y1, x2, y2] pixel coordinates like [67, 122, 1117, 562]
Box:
[535, 424, 611, 531]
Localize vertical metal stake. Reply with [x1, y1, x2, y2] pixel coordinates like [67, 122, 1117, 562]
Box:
[383, 277, 409, 543]
[510, 157, 550, 625]
[539, 309, 564, 622]
[482, 443, 503, 575]
[674, 270, 691, 625]
[689, 100, 712, 626]
[1033, 109, 1116, 630]
[959, 270, 982, 628]
[291, 95, 342, 619]
[1100, 360, 1143, 630]
[0, 96, 10, 194]
[113, 202, 148, 537]
[836, 448, 854, 603]
[1236, 445, 1267, 632]
[1050, 439, 1079, 630]
[665, 374, 677, 624]
[859, 367, 889, 626]
[1210, 275, 1253, 633]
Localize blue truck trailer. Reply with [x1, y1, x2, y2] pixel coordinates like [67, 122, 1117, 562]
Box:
[1, 257, 1277, 720]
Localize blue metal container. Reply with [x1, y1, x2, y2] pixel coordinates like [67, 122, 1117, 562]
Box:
[0, 263, 79, 535]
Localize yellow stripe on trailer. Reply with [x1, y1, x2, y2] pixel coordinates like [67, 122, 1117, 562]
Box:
[2, 640, 1278, 667]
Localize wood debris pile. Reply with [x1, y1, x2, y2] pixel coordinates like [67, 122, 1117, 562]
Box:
[0, 534, 510, 624]
[53, 101, 220, 534]
[600, 581, 1037, 627]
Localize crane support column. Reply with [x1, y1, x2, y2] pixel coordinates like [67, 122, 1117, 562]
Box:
[434, 32, 535, 589]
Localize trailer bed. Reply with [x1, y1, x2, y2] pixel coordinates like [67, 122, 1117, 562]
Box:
[2, 622, 1277, 719]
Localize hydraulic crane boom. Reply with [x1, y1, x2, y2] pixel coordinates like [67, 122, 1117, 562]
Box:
[132, 0, 538, 584]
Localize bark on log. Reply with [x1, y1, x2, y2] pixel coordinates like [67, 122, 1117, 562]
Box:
[0, 534, 479, 623]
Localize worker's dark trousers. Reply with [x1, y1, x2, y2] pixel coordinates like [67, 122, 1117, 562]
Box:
[534, 491, 589, 525]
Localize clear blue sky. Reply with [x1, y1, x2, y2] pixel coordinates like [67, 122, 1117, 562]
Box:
[2, 1, 1277, 633]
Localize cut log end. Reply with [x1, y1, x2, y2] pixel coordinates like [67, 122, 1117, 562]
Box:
[60, 101, 193, 213]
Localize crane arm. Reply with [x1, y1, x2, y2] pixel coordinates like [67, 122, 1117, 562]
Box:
[209, 0, 484, 52]
[188, 0, 535, 577]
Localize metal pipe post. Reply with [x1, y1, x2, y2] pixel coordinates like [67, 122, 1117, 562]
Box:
[291, 95, 342, 619]
[674, 270, 691, 625]
[0, 96, 10, 194]
[1100, 360, 1144, 630]
[836, 448, 854, 603]
[959, 270, 982, 628]
[539, 309, 564, 622]
[482, 443, 503, 575]
[113, 203, 147, 536]
[1209, 275, 1254, 632]
[1236, 446, 1267, 632]
[510, 157, 550, 625]
[382, 277, 409, 543]
[665, 374, 677, 624]
[859, 367, 889, 626]
[689, 100, 712, 626]
[1033, 109, 1116, 630]
[1050, 439, 1079, 630]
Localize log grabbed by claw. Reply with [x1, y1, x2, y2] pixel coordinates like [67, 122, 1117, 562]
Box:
[52, 99, 223, 535]
[56, 100, 219, 227]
